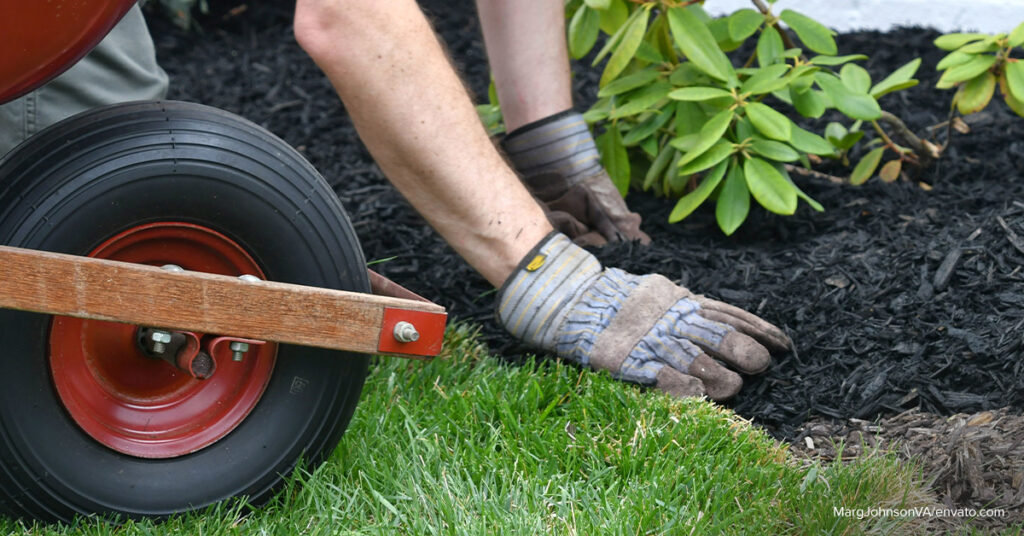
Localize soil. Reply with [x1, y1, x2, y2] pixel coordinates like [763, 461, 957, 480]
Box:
[145, 1, 1024, 529]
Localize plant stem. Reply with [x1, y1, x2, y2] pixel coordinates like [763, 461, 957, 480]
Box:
[750, 0, 801, 52]
[877, 110, 941, 165]
[784, 164, 846, 184]
[870, 120, 918, 165]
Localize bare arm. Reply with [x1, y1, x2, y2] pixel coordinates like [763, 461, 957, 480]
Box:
[293, 0, 552, 287]
[475, 0, 572, 131]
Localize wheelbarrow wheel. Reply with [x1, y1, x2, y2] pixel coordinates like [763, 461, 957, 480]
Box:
[0, 101, 370, 521]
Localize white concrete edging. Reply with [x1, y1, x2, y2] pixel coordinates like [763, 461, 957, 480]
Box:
[703, 0, 1024, 34]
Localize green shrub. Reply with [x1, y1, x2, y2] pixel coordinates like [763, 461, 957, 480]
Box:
[934, 23, 1024, 116]
[563, 0, 927, 234]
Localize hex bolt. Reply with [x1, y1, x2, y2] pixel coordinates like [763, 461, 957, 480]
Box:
[150, 329, 172, 354]
[393, 321, 420, 343]
[229, 341, 250, 362]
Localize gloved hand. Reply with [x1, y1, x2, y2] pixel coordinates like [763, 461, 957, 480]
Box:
[502, 110, 651, 247]
[496, 233, 790, 400]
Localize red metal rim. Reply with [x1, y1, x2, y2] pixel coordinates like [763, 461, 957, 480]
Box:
[48, 222, 277, 458]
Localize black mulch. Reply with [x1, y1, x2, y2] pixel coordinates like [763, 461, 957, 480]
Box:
[148, 1, 1024, 439]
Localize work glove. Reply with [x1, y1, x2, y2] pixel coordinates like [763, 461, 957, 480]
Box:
[496, 232, 790, 400]
[502, 110, 651, 247]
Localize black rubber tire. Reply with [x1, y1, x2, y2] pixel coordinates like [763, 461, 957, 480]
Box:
[0, 101, 369, 521]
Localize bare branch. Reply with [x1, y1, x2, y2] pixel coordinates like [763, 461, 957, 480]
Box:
[878, 110, 941, 166]
[785, 164, 846, 185]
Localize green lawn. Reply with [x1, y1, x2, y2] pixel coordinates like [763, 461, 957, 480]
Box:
[4, 324, 943, 535]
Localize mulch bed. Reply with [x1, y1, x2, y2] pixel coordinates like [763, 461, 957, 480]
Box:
[147, 1, 1024, 525]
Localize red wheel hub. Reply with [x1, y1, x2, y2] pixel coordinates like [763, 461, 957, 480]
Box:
[49, 223, 277, 458]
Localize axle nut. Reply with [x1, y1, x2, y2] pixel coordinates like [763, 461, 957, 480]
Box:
[393, 321, 420, 343]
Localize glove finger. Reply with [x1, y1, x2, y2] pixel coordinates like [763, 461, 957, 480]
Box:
[579, 173, 652, 245]
[633, 334, 742, 401]
[654, 365, 706, 399]
[544, 209, 592, 241]
[572, 231, 607, 247]
[694, 296, 792, 352]
[666, 302, 770, 375]
[702, 330, 771, 375]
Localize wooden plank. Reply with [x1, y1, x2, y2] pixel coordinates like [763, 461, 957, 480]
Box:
[0, 245, 445, 355]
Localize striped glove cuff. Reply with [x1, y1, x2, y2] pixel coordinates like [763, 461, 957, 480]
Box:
[496, 232, 601, 351]
[501, 110, 603, 187]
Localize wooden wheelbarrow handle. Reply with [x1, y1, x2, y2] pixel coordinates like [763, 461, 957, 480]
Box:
[0, 245, 447, 358]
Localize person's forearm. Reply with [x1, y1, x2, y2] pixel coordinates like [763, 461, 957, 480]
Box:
[475, 0, 572, 131]
[294, 0, 552, 286]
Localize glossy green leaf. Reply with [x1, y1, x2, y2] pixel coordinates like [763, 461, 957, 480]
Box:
[936, 51, 973, 71]
[779, 9, 837, 55]
[598, 0, 629, 34]
[789, 125, 834, 155]
[668, 6, 737, 83]
[598, 69, 661, 97]
[1009, 21, 1024, 47]
[956, 71, 996, 114]
[728, 8, 764, 41]
[640, 135, 658, 157]
[790, 86, 826, 118]
[669, 159, 728, 222]
[679, 139, 735, 175]
[999, 73, 1024, 118]
[584, 0, 610, 10]
[1005, 61, 1024, 102]
[756, 26, 784, 67]
[600, 7, 650, 87]
[740, 64, 790, 95]
[635, 39, 664, 63]
[849, 146, 885, 185]
[814, 72, 881, 120]
[669, 133, 700, 152]
[734, 120, 755, 144]
[568, 6, 601, 59]
[745, 102, 792, 141]
[668, 62, 708, 86]
[597, 127, 631, 195]
[716, 163, 750, 235]
[933, 32, 987, 50]
[824, 122, 847, 146]
[668, 86, 733, 101]
[744, 157, 798, 214]
[959, 39, 1000, 54]
[809, 54, 868, 66]
[609, 81, 672, 119]
[623, 105, 674, 145]
[644, 141, 675, 190]
[936, 54, 997, 88]
[707, 18, 744, 52]
[840, 63, 872, 94]
[676, 109, 734, 168]
[593, 6, 637, 65]
[775, 163, 824, 211]
[871, 58, 924, 100]
[750, 139, 800, 162]
[674, 101, 705, 137]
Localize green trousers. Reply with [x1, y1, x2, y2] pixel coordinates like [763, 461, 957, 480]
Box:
[0, 5, 169, 157]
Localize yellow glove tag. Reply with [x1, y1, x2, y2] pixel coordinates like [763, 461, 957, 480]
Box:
[525, 254, 546, 272]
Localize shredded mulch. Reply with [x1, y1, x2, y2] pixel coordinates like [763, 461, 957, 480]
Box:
[791, 408, 1024, 531]
[146, 2, 1023, 527]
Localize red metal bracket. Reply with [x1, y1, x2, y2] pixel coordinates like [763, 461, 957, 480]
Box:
[377, 308, 447, 359]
